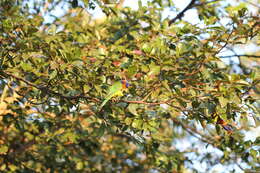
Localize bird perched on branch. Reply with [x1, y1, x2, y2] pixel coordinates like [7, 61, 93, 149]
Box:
[217, 118, 233, 133]
[99, 80, 129, 111]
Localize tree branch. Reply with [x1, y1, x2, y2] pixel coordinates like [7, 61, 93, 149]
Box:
[214, 28, 234, 56]
[121, 99, 191, 112]
[220, 54, 260, 58]
[168, 0, 197, 26]
[122, 99, 172, 105]
[0, 71, 100, 103]
[171, 117, 216, 146]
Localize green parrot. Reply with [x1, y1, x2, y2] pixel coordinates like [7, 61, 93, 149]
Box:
[99, 80, 129, 110]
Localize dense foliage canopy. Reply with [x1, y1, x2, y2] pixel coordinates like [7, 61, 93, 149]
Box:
[0, 0, 259, 172]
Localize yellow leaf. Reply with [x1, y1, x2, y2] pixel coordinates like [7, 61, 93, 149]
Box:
[0, 102, 7, 115]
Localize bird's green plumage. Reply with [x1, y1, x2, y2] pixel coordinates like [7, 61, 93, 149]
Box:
[99, 81, 125, 110]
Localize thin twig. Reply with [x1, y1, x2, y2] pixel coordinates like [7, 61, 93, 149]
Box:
[122, 99, 172, 105]
[214, 28, 234, 56]
[195, 0, 220, 6]
[171, 117, 216, 146]
[169, 0, 197, 26]
[220, 54, 260, 58]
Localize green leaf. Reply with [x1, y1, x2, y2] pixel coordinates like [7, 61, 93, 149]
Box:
[48, 24, 57, 35]
[148, 62, 160, 76]
[0, 164, 6, 171]
[9, 164, 18, 172]
[218, 96, 229, 108]
[76, 161, 84, 170]
[125, 117, 133, 125]
[132, 119, 143, 129]
[0, 145, 8, 154]
[250, 149, 258, 160]
[20, 62, 32, 71]
[126, 65, 138, 78]
[162, 80, 171, 92]
[84, 85, 91, 93]
[96, 125, 105, 137]
[49, 70, 57, 80]
[24, 132, 34, 140]
[142, 43, 152, 53]
[128, 104, 138, 116]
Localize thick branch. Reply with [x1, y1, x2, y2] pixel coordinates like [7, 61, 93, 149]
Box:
[168, 0, 197, 26]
